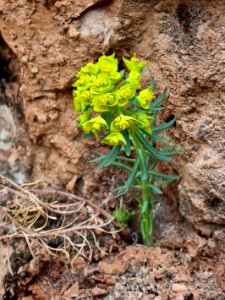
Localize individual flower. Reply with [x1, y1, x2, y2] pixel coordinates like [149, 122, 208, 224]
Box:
[116, 84, 136, 107]
[82, 116, 108, 137]
[110, 115, 137, 131]
[77, 111, 91, 126]
[75, 89, 92, 106]
[101, 132, 126, 146]
[73, 90, 87, 112]
[137, 87, 155, 109]
[78, 62, 99, 76]
[97, 53, 118, 74]
[127, 69, 141, 89]
[73, 74, 93, 90]
[132, 113, 152, 134]
[92, 93, 117, 112]
[109, 70, 124, 84]
[123, 55, 147, 72]
[91, 73, 113, 93]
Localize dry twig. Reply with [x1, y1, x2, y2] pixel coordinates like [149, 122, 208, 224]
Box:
[0, 175, 119, 263]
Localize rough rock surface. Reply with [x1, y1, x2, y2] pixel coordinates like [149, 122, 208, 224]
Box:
[0, 0, 225, 230]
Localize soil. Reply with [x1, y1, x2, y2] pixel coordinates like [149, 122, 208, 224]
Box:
[0, 181, 225, 300]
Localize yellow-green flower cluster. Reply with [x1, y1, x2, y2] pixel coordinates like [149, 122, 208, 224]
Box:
[72, 54, 154, 146]
[73, 54, 122, 113]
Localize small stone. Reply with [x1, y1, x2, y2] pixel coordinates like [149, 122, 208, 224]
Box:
[31, 67, 39, 74]
[68, 25, 79, 38]
[11, 33, 17, 40]
[99, 260, 126, 275]
[21, 56, 28, 64]
[172, 283, 188, 293]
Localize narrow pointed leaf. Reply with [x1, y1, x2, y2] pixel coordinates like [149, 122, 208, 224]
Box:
[96, 145, 121, 171]
[150, 87, 167, 109]
[136, 132, 171, 161]
[114, 157, 140, 193]
[82, 132, 94, 139]
[148, 184, 163, 194]
[151, 134, 169, 143]
[137, 149, 148, 180]
[152, 117, 176, 133]
[156, 179, 175, 188]
[139, 128, 170, 142]
[89, 154, 105, 163]
[123, 129, 131, 156]
[161, 146, 184, 156]
[149, 78, 155, 87]
[111, 162, 132, 173]
[117, 156, 135, 163]
[104, 111, 112, 127]
[141, 201, 149, 214]
[148, 170, 180, 180]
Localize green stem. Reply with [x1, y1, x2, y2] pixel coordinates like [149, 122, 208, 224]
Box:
[140, 179, 153, 246]
[130, 128, 153, 246]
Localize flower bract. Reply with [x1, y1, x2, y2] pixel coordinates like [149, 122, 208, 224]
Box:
[133, 113, 152, 134]
[137, 87, 155, 109]
[101, 132, 126, 146]
[110, 115, 136, 131]
[92, 93, 117, 112]
[77, 111, 91, 125]
[116, 84, 136, 107]
[123, 55, 147, 72]
[97, 53, 118, 74]
[82, 116, 108, 137]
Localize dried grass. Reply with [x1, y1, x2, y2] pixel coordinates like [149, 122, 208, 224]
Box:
[0, 175, 121, 264]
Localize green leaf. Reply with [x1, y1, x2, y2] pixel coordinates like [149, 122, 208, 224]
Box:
[131, 187, 141, 204]
[141, 201, 149, 214]
[151, 134, 170, 143]
[111, 161, 132, 173]
[123, 129, 131, 156]
[140, 130, 169, 143]
[95, 145, 121, 171]
[104, 111, 112, 127]
[150, 87, 167, 109]
[148, 170, 180, 180]
[161, 145, 174, 152]
[114, 157, 140, 193]
[148, 184, 163, 194]
[156, 179, 174, 188]
[161, 146, 184, 157]
[137, 149, 148, 180]
[149, 158, 158, 171]
[117, 156, 136, 163]
[149, 78, 155, 87]
[136, 132, 171, 161]
[82, 132, 94, 139]
[114, 206, 134, 226]
[152, 117, 176, 133]
[89, 152, 107, 163]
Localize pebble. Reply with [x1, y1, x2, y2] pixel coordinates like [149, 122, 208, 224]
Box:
[31, 66, 39, 74]
[172, 283, 188, 293]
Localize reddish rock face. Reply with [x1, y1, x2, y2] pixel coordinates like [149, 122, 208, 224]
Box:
[0, 0, 224, 230]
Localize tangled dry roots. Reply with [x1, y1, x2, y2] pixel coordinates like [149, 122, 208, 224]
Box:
[0, 175, 119, 264]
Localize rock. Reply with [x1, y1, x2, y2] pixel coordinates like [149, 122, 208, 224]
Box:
[67, 25, 79, 38]
[172, 283, 188, 293]
[99, 260, 126, 275]
[0, 243, 13, 299]
[0, 0, 224, 234]
[31, 66, 39, 74]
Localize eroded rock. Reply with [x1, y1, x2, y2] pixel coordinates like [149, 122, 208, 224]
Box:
[0, 0, 224, 231]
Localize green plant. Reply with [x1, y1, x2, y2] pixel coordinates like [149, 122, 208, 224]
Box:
[113, 206, 134, 226]
[72, 54, 181, 245]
